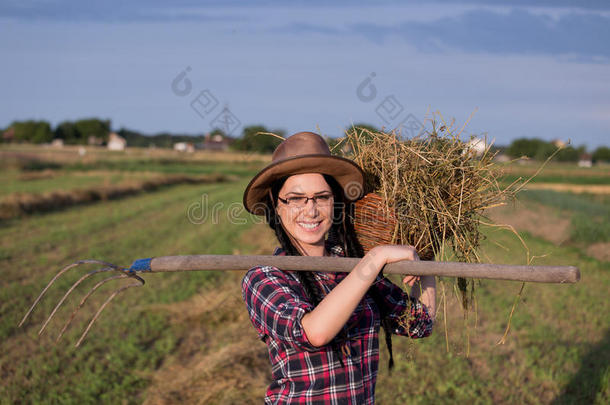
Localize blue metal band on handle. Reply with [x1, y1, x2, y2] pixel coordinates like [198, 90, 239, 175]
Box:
[127, 258, 152, 273]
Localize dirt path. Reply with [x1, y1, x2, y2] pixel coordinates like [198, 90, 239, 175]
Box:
[487, 198, 609, 263]
[486, 201, 571, 246]
[587, 242, 610, 262]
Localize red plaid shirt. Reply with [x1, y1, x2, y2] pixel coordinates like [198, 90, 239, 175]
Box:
[241, 239, 433, 404]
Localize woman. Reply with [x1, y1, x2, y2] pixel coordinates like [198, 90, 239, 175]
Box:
[241, 131, 436, 404]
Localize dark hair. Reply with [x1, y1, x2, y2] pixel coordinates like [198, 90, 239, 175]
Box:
[264, 174, 395, 370]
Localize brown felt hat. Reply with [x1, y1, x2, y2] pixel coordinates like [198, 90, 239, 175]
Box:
[243, 131, 365, 216]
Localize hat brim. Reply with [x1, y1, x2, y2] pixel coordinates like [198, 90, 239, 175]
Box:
[243, 154, 365, 216]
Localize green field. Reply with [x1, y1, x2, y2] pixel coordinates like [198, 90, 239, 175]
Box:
[0, 145, 608, 404]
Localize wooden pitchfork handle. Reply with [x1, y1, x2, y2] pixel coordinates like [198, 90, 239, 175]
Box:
[19, 255, 579, 348]
[132, 255, 580, 284]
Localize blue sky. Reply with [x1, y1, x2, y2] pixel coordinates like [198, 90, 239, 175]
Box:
[1, 0, 609, 148]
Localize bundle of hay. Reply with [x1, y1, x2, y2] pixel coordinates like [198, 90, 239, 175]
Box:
[335, 115, 514, 309]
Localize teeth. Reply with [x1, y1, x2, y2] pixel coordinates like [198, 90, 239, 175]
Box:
[299, 222, 320, 229]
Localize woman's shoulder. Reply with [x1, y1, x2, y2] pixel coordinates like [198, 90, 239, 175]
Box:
[243, 244, 288, 283]
[243, 264, 287, 284]
[241, 264, 305, 307]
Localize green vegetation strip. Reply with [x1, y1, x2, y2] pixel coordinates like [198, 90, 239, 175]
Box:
[62, 159, 265, 178]
[500, 174, 610, 186]
[0, 173, 235, 220]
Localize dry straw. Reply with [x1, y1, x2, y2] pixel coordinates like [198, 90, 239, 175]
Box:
[334, 112, 517, 312]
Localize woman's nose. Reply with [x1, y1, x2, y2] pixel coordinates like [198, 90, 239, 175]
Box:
[303, 199, 319, 214]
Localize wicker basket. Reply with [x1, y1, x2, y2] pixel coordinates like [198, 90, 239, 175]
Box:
[353, 192, 434, 260]
[353, 193, 399, 253]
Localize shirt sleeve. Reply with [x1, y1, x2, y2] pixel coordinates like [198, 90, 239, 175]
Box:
[372, 276, 434, 339]
[242, 265, 319, 352]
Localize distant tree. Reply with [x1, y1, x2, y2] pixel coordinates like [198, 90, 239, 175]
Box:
[151, 132, 175, 148]
[507, 138, 555, 160]
[141, 131, 206, 148]
[349, 123, 378, 132]
[325, 136, 343, 152]
[10, 120, 53, 144]
[74, 118, 111, 144]
[555, 146, 581, 162]
[232, 125, 282, 153]
[54, 121, 79, 144]
[345, 123, 379, 145]
[489, 144, 507, 155]
[592, 146, 610, 163]
[118, 128, 148, 147]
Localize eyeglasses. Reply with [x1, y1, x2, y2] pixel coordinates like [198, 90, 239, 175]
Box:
[277, 193, 334, 208]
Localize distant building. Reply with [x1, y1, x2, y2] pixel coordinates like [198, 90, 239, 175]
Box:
[2, 127, 15, 142]
[51, 138, 64, 148]
[494, 153, 510, 163]
[466, 137, 488, 157]
[107, 132, 126, 151]
[198, 133, 232, 151]
[88, 135, 104, 146]
[174, 142, 195, 153]
[578, 153, 593, 168]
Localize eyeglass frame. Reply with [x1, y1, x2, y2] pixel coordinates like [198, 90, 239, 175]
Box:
[277, 193, 334, 208]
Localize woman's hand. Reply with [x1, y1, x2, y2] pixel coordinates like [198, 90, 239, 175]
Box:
[369, 244, 419, 265]
[402, 275, 420, 287]
[368, 245, 420, 285]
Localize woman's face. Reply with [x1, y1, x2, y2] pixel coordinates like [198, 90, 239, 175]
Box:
[276, 173, 334, 250]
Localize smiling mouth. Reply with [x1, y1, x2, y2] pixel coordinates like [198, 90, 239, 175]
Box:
[297, 221, 322, 230]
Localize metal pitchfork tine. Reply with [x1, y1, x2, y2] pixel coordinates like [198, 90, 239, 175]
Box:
[18, 259, 145, 347]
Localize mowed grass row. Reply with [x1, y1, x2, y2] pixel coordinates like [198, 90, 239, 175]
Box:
[0, 169, 160, 197]
[1, 145, 267, 183]
[0, 161, 263, 198]
[0, 178, 259, 404]
[61, 159, 265, 178]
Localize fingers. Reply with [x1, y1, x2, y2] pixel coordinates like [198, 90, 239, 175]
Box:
[404, 248, 420, 286]
[403, 275, 420, 287]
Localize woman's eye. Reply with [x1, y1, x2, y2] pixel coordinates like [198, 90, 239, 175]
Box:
[316, 195, 332, 202]
[288, 197, 307, 204]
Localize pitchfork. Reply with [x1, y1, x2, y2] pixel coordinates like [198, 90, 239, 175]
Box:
[18, 254, 580, 347]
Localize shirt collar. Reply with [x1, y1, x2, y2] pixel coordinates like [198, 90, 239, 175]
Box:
[272, 239, 345, 258]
